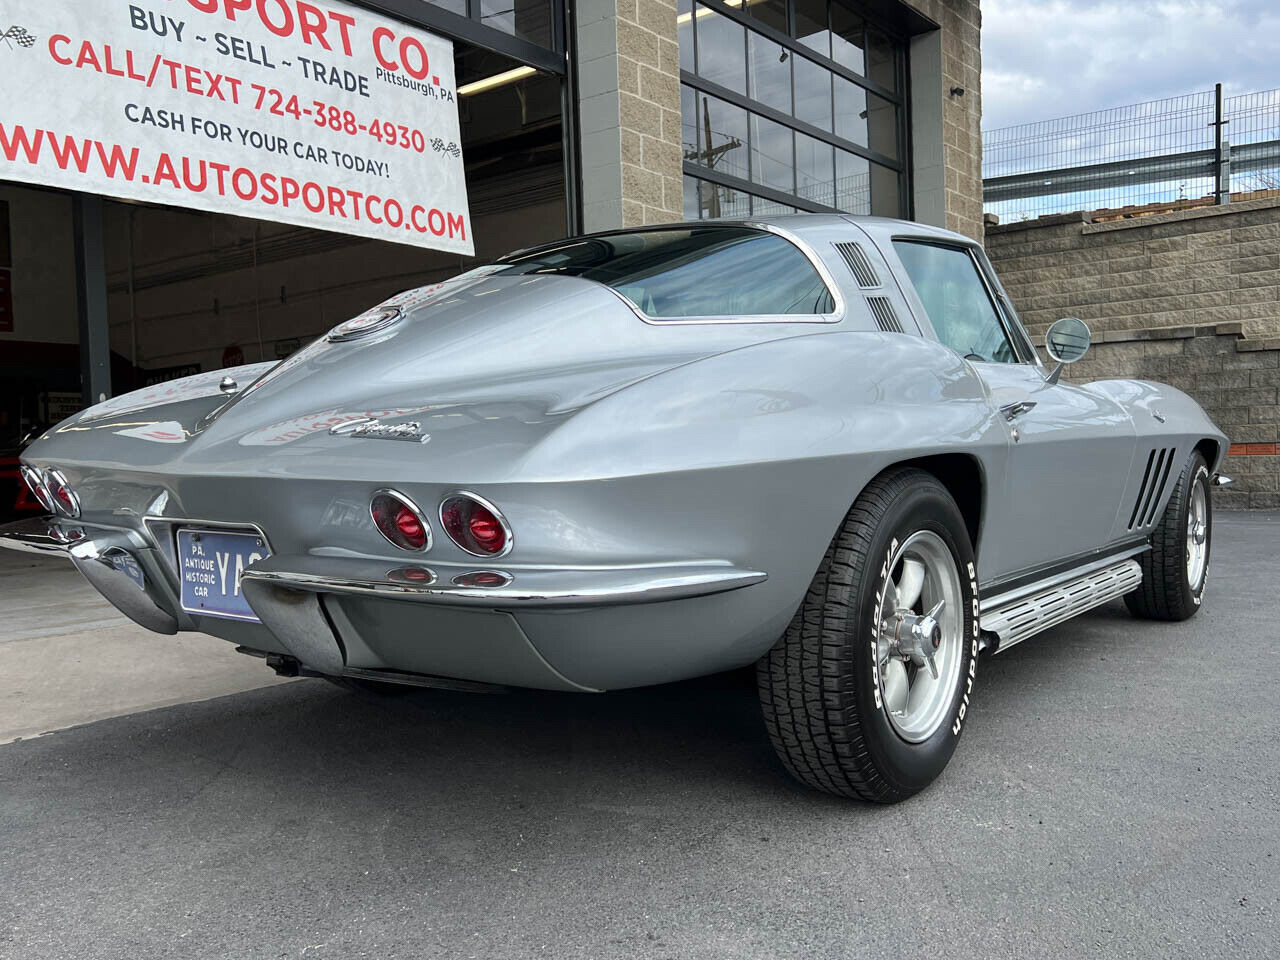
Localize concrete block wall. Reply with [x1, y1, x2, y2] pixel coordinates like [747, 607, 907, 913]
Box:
[576, 0, 684, 231]
[986, 197, 1280, 342]
[986, 199, 1280, 508]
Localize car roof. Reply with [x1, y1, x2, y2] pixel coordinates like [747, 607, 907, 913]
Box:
[501, 214, 974, 262]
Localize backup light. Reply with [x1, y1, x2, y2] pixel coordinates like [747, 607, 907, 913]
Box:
[44, 469, 80, 518]
[387, 565, 436, 584]
[453, 571, 511, 588]
[370, 490, 430, 552]
[20, 465, 56, 513]
[439, 493, 511, 557]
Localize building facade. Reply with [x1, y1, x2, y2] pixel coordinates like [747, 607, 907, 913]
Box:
[1, 0, 983, 511]
[577, 0, 984, 237]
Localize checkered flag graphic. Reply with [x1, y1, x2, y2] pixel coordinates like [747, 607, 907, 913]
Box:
[2, 26, 37, 49]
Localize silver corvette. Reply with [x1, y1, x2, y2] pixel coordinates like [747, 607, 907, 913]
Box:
[4, 215, 1228, 802]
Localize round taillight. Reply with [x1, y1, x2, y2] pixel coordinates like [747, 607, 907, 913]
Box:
[439, 493, 511, 557]
[44, 469, 80, 518]
[370, 491, 430, 551]
[20, 465, 56, 513]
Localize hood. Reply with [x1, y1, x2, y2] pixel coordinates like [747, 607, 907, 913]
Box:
[27, 274, 805, 483]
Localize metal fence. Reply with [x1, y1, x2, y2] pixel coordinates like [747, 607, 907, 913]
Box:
[982, 85, 1280, 222]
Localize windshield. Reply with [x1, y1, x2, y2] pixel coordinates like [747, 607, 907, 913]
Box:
[491, 226, 835, 319]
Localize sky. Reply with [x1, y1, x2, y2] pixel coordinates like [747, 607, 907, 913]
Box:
[981, 0, 1280, 131]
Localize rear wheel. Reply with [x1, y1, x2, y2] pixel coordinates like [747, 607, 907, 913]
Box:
[1125, 450, 1212, 621]
[757, 468, 979, 803]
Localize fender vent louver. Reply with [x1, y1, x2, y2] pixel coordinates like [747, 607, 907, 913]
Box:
[866, 296, 904, 333]
[834, 242, 881, 288]
[1128, 446, 1176, 529]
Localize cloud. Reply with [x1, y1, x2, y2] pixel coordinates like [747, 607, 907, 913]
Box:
[982, 0, 1280, 130]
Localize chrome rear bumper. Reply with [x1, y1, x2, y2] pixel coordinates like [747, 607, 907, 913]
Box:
[240, 553, 767, 608]
[1, 516, 769, 687]
[0, 516, 85, 555]
[0, 516, 179, 634]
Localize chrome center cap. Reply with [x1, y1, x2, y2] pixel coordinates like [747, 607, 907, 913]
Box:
[1192, 522, 1207, 545]
[913, 614, 942, 651]
[892, 599, 945, 679]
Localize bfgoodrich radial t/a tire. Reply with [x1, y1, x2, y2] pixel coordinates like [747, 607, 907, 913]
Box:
[1125, 450, 1212, 622]
[757, 467, 980, 803]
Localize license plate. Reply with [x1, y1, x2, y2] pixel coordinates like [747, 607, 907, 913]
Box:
[176, 527, 269, 622]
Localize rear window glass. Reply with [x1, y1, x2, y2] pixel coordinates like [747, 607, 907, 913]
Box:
[492, 227, 835, 319]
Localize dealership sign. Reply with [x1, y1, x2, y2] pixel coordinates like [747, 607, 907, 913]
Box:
[0, 1, 472, 254]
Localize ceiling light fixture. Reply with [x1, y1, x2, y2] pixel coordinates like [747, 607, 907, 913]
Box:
[457, 65, 537, 96]
[677, 0, 759, 25]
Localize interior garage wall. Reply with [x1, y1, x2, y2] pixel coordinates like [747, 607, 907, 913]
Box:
[102, 192, 564, 376]
[0, 185, 78, 345]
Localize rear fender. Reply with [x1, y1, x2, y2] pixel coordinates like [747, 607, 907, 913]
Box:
[518, 330, 1008, 618]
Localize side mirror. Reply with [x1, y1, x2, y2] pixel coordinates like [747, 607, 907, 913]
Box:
[1044, 317, 1091, 385]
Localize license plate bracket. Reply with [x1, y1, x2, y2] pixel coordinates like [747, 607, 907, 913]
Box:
[176, 527, 270, 622]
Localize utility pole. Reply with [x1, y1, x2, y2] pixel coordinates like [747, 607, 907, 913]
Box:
[698, 95, 743, 219]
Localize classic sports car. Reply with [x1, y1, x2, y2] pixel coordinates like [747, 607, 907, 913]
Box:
[4, 216, 1228, 802]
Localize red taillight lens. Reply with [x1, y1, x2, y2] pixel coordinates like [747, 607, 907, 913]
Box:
[439, 494, 510, 557]
[370, 491, 429, 551]
[55, 486, 75, 513]
[44, 469, 80, 518]
[396, 508, 424, 541]
[468, 513, 502, 548]
[20, 465, 56, 513]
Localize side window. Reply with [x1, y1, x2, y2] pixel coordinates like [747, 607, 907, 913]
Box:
[891, 240, 1019, 364]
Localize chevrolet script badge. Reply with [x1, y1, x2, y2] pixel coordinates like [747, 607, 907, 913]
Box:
[337, 419, 430, 443]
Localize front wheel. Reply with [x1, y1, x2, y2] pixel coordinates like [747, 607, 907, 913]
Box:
[757, 468, 979, 803]
[1125, 450, 1212, 621]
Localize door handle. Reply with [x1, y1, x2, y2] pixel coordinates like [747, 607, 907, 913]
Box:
[1000, 400, 1037, 421]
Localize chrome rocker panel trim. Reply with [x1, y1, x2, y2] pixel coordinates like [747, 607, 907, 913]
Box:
[979, 543, 1149, 613]
[981, 556, 1144, 654]
[239, 554, 768, 608]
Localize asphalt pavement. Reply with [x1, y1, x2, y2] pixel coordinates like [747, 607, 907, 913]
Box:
[0, 513, 1276, 959]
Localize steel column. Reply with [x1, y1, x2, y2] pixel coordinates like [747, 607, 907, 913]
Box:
[72, 193, 110, 407]
[1213, 83, 1231, 205]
